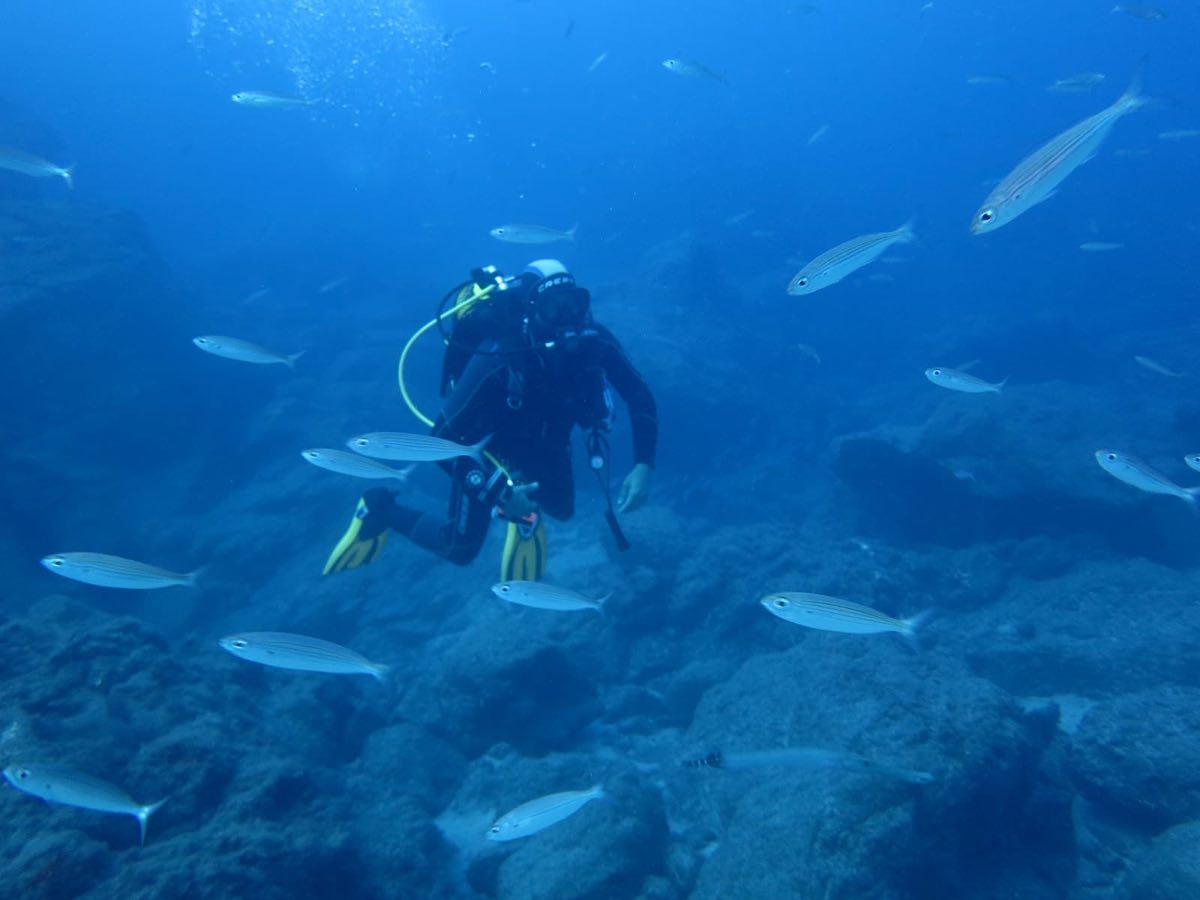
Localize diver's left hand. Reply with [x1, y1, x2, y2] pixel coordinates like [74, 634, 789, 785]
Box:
[616, 463, 653, 513]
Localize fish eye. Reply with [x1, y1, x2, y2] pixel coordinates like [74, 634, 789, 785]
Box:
[772, 598, 788, 609]
[797, 278, 808, 287]
[48, 558, 63, 567]
[498, 585, 510, 593]
[931, 369, 942, 376]
[489, 825, 501, 834]
[231, 639, 247, 649]
[1106, 453, 1117, 461]
[17, 769, 30, 779]
[978, 209, 994, 223]
[353, 439, 367, 447]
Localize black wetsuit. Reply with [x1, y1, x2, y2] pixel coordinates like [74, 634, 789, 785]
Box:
[375, 289, 657, 565]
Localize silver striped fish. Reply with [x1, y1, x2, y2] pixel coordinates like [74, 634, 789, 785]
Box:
[0, 146, 74, 188]
[491, 581, 609, 613]
[760, 591, 929, 638]
[1094, 450, 1200, 507]
[683, 747, 935, 783]
[347, 432, 490, 465]
[1184, 454, 1200, 474]
[925, 366, 1007, 394]
[301, 449, 414, 481]
[487, 785, 605, 842]
[40, 552, 199, 589]
[971, 79, 1147, 234]
[3, 764, 166, 845]
[218, 632, 389, 681]
[192, 335, 304, 368]
[786, 221, 915, 295]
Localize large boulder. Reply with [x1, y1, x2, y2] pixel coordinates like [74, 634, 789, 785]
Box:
[670, 639, 1063, 899]
[1070, 687, 1200, 830]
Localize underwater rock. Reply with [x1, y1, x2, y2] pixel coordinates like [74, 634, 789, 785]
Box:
[955, 559, 1200, 697]
[437, 750, 667, 900]
[831, 379, 1200, 567]
[675, 641, 1062, 898]
[1070, 686, 1200, 830]
[1115, 818, 1200, 899]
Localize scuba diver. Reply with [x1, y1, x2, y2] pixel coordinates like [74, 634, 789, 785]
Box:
[324, 259, 658, 582]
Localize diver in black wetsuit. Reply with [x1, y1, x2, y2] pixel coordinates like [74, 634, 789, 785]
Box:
[324, 259, 657, 580]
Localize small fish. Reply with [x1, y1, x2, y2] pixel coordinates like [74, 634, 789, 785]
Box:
[1158, 129, 1200, 141]
[41, 552, 198, 589]
[661, 58, 726, 83]
[1113, 147, 1151, 158]
[1080, 241, 1124, 251]
[1183, 454, 1200, 474]
[3, 764, 166, 845]
[683, 748, 935, 783]
[231, 91, 315, 109]
[317, 276, 350, 294]
[440, 26, 471, 47]
[301, 449, 414, 481]
[193, 336, 304, 368]
[760, 592, 928, 639]
[807, 124, 831, 145]
[1047, 72, 1105, 93]
[1113, 3, 1166, 20]
[966, 75, 1010, 86]
[587, 52, 609, 73]
[925, 366, 1007, 393]
[487, 786, 605, 841]
[796, 343, 822, 365]
[971, 79, 1146, 234]
[786, 221, 915, 295]
[1095, 450, 1199, 507]
[489, 224, 577, 244]
[724, 209, 755, 226]
[0, 146, 74, 188]
[241, 287, 271, 305]
[492, 581, 609, 613]
[1134, 355, 1185, 377]
[867, 272, 895, 284]
[347, 432, 490, 465]
[218, 632, 389, 681]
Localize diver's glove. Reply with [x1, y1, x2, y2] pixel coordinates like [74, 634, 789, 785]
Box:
[494, 482, 539, 523]
[616, 463, 653, 513]
[322, 487, 395, 575]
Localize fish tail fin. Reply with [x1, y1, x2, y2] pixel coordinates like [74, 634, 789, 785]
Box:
[1119, 59, 1150, 113]
[285, 350, 306, 369]
[595, 591, 613, 615]
[896, 218, 917, 243]
[566, 223, 579, 243]
[183, 565, 208, 588]
[138, 798, 168, 845]
[470, 433, 493, 464]
[368, 662, 390, 683]
[902, 608, 935, 648]
[393, 464, 417, 482]
[995, 376, 1010, 393]
[61, 165, 76, 190]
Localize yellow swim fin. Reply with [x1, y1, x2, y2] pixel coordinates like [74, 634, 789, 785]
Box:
[500, 515, 547, 582]
[323, 497, 389, 575]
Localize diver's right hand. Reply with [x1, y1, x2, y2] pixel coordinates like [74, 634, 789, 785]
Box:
[499, 482, 539, 522]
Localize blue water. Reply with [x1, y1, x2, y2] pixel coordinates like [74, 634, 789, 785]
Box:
[2, 1, 1199, 897]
